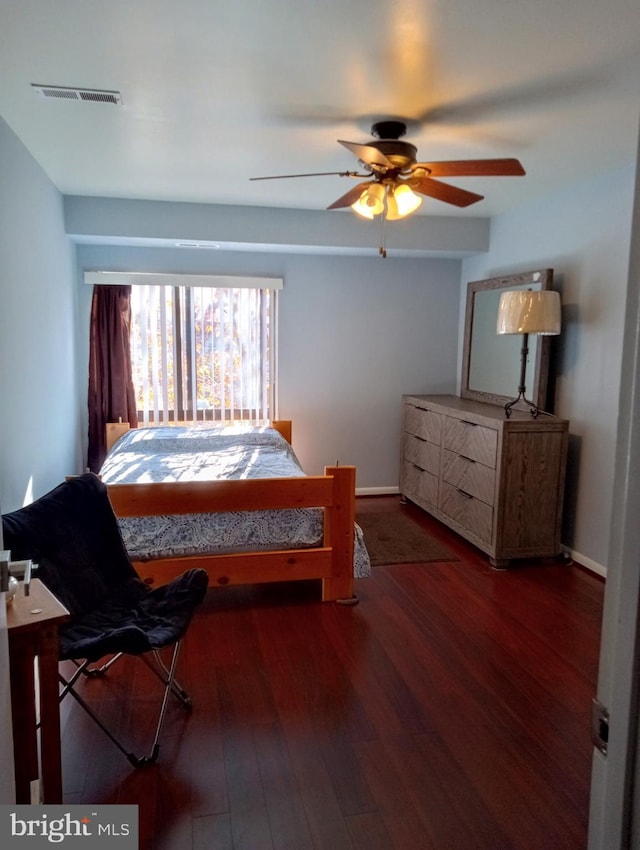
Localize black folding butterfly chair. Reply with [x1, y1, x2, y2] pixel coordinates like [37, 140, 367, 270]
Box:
[2, 472, 209, 767]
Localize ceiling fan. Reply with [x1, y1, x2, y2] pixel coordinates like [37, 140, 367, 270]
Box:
[250, 119, 525, 217]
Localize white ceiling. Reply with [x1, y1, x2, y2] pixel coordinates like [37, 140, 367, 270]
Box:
[1, 0, 640, 220]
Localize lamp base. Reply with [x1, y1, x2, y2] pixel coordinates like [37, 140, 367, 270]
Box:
[504, 332, 539, 418]
[504, 391, 539, 419]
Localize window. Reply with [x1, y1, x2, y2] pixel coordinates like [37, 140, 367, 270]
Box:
[129, 281, 278, 426]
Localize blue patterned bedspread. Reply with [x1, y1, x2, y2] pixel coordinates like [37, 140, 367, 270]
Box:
[100, 425, 371, 578]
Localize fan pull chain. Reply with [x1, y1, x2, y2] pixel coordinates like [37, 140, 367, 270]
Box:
[379, 193, 388, 258]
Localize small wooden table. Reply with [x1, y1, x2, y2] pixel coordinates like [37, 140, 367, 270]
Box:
[7, 579, 70, 803]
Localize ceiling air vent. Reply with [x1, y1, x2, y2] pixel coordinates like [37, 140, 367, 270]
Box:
[31, 84, 122, 105]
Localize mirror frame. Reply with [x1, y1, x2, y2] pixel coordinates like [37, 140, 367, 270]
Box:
[461, 269, 554, 410]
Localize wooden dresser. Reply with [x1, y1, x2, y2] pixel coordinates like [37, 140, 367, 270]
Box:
[400, 394, 569, 568]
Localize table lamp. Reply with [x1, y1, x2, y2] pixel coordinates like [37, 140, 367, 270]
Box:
[496, 289, 561, 418]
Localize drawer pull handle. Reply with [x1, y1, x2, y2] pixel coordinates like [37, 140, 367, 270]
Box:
[460, 455, 476, 463]
[412, 463, 426, 472]
[457, 489, 473, 499]
[461, 419, 477, 427]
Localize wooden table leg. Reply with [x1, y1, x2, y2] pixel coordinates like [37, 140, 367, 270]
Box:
[9, 636, 38, 803]
[7, 580, 69, 804]
[37, 623, 63, 803]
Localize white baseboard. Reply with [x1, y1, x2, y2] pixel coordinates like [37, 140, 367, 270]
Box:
[353, 492, 608, 579]
[564, 546, 607, 578]
[356, 486, 400, 497]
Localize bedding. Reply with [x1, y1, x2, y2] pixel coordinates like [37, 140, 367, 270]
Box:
[100, 424, 371, 579]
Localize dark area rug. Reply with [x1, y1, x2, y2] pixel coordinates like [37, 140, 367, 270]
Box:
[356, 510, 460, 567]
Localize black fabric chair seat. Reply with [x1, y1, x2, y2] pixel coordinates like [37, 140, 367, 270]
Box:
[2, 472, 209, 765]
[58, 569, 208, 662]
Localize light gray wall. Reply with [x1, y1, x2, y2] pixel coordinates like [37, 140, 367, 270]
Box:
[461, 164, 636, 573]
[65, 194, 490, 256]
[276, 255, 460, 486]
[75, 243, 462, 489]
[0, 116, 81, 512]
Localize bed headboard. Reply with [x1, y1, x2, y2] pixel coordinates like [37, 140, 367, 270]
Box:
[105, 420, 131, 454]
[271, 420, 292, 444]
[105, 419, 292, 453]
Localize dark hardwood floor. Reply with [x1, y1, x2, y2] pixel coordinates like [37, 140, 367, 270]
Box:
[60, 496, 604, 849]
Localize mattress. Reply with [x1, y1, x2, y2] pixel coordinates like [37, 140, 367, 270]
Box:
[100, 425, 371, 578]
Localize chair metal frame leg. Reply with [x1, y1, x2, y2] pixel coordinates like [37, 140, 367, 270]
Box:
[81, 650, 191, 706]
[58, 639, 189, 767]
[140, 649, 192, 708]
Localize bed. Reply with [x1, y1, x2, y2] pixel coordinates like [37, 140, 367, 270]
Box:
[100, 420, 371, 602]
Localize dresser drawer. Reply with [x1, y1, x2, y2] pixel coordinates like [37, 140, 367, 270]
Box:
[444, 417, 498, 468]
[442, 449, 496, 506]
[402, 461, 439, 510]
[404, 403, 442, 445]
[440, 481, 493, 543]
[403, 433, 440, 476]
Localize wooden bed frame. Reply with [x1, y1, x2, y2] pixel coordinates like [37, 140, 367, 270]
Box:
[104, 420, 356, 603]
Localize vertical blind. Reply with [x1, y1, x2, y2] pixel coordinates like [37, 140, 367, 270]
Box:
[128, 283, 277, 426]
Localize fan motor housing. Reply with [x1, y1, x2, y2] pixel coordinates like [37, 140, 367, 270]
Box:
[369, 139, 417, 169]
[368, 121, 417, 170]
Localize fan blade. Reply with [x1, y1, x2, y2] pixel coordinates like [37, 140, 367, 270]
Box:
[337, 140, 394, 169]
[250, 170, 365, 181]
[413, 67, 604, 127]
[327, 181, 374, 210]
[411, 176, 484, 207]
[414, 158, 525, 178]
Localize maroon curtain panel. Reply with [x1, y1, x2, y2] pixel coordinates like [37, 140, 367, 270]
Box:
[87, 285, 139, 472]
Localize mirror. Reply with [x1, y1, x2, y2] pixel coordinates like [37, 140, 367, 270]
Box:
[461, 269, 554, 410]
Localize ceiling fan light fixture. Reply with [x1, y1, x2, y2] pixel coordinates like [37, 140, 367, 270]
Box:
[351, 200, 375, 219]
[351, 183, 385, 218]
[385, 190, 402, 221]
[392, 183, 422, 217]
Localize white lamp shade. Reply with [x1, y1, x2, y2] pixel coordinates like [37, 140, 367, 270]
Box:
[385, 190, 401, 221]
[496, 289, 561, 335]
[351, 183, 385, 218]
[350, 199, 375, 219]
[390, 183, 422, 218]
